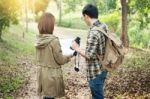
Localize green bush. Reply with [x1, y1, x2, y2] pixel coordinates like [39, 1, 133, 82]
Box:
[1, 78, 23, 94]
[0, 0, 20, 40]
[0, 24, 35, 98]
[55, 4, 87, 29]
[56, 14, 87, 29]
[128, 21, 150, 48]
[100, 11, 120, 33]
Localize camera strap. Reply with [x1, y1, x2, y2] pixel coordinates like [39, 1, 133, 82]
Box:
[74, 52, 80, 72]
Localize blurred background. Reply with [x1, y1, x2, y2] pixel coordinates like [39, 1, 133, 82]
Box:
[0, 0, 150, 48]
[0, 0, 150, 99]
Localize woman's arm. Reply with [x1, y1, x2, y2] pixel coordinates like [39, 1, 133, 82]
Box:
[51, 38, 72, 65]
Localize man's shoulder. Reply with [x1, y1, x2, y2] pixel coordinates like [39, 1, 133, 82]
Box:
[90, 28, 99, 35]
[90, 26, 106, 37]
[92, 23, 108, 30]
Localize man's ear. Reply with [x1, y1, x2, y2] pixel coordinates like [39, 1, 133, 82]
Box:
[84, 14, 88, 18]
[85, 14, 91, 20]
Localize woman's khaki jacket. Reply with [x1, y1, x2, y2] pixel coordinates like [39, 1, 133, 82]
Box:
[35, 34, 70, 98]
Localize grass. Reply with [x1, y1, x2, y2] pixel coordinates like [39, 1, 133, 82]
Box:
[56, 13, 87, 30]
[0, 24, 35, 98]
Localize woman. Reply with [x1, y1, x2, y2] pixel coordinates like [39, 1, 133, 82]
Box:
[35, 13, 72, 99]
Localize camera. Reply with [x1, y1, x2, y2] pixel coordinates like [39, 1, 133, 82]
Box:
[70, 37, 81, 56]
[70, 37, 81, 72]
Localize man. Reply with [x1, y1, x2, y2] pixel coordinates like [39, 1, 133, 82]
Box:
[71, 4, 108, 99]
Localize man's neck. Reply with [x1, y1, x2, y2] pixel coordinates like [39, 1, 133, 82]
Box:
[89, 18, 98, 27]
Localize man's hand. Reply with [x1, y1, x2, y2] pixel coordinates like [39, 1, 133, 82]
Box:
[71, 41, 79, 51]
[71, 41, 87, 58]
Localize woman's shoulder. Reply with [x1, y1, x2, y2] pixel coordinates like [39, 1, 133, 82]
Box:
[52, 35, 58, 39]
[49, 35, 60, 45]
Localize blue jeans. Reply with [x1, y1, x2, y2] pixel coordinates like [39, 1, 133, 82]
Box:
[43, 97, 54, 99]
[88, 71, 107, 99]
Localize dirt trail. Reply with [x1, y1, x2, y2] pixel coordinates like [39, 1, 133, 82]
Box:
[16, 24, 91, 99]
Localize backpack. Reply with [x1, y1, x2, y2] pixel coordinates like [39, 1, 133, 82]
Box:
[92, 27, 125, 72]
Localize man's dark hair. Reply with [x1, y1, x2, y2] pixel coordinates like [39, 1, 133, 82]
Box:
[82, 4, 99, 18]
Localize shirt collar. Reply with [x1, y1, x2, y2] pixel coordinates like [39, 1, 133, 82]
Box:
[90, 20, 101, 30]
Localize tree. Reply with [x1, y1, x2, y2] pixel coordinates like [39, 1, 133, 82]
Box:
[107, 0, 117, 11]
[0, 0, 20, 41]
[128, 0, 150, 28]
[86, 0, 97, 6]
[55, 0, 62, 25]
[25, 0, 28, 33]
[58, 0, 82, 25]
[120, 0, 129, 47]
[86, 0, 117, 14]
[28, 0, 49, 15]
[86, 0, 105, 14]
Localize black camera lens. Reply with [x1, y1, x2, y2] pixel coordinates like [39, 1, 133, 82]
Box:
[74, 67, 79, 72]
[74, 37, 80, 45]
[70, 37, 81, 56]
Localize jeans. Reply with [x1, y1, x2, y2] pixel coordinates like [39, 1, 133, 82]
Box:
[88, 71, 107, 99]
[43, 97, 54, 99]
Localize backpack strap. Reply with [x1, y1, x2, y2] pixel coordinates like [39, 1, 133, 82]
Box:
[91, 27, 108, 64]
[92, 27, 109, 37]
[92, 27, 122, 46]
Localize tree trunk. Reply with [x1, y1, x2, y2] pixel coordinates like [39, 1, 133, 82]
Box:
[25, 0, 28, 33]
[120, 0, 129, 47]
[0, 32, 2, 41]
[54, 0, 62, 25]
[32, 0, 35, 22]
[58, 0, 62, 25]
[105, 0, 108, 14]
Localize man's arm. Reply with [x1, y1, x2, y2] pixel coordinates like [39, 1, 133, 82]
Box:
[71, 41, 87, 58]
[71, 31, 99, 59]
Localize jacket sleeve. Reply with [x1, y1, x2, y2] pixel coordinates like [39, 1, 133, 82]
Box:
[51, 38, 70, 65]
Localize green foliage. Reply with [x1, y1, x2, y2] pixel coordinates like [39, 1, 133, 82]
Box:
[28, 0, 50, 22]
[86, 0, 117, 14]
[100, 11, 120, 32]
[128, 21, 150, 48]
[56, 13, 87, 29]
[4, 96, 12, 99]
[86, 0, 105, 14]
[63, 0, 117, 15]
[107, 0, 117, 11]
[59, 0, 118, 30]
[34, 0, 50, 15]
[0, 24, 35, 98]
[58, 0, 150, 49]
[1, 78, 23, 94]
[127, 0, 150, 15]
[134, 0, 150, 14]
[63, 0, 82, 13]
[128, 0, 150, 28]
[0, 42, 16, 65]
[127, 0, 150, 48]
[0, 0, 20, 35]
